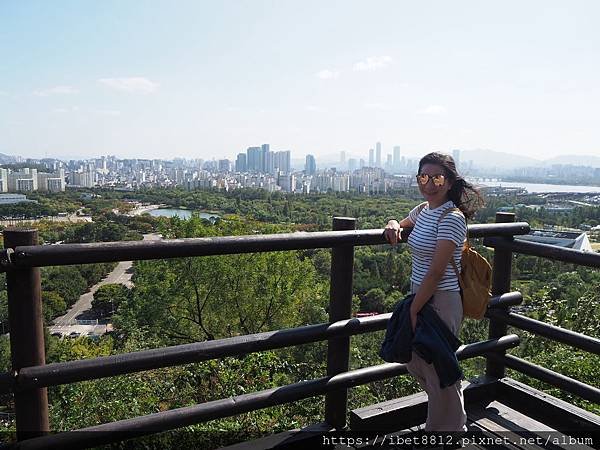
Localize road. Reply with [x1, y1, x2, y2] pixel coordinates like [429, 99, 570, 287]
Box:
[49, 233, 162, 336]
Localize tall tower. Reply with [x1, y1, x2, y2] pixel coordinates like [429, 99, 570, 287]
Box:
[452, 149, 461, 169]
[369, 149, 374, 167]
[393, 146, 400, 171]
[274, 150, 291, 174]
[375, 142, 382, 168]
[261, 144, 271, 174]
[246, 147, 261, 172]
[305, 154, 316, 175]
[236, 153, 247, 172]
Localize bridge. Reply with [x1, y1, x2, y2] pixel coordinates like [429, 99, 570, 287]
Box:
[0, 212, 598, 449]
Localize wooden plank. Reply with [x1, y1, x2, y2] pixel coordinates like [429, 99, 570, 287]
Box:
[218, 422, 334, 449]
[469, 402, 555, 450]
[351, 427, 488, 450]
[496, 378, 600, 433]
[467, 401, 595, 450]
[350, 377, 498, 432]
[466, 420, 525, 450]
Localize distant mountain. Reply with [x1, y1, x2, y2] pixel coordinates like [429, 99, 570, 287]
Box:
[0, 153, 17, 164]
[460, 149, 541, 170]
[543, 154, 600, 168]
[460, 149, 600, 170]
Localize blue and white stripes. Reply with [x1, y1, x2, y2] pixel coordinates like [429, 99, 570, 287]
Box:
[406, 200, 467, 291]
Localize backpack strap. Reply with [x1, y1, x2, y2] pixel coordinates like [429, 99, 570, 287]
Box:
[436, 207, 466, 291]
[437, 206, 469, 244]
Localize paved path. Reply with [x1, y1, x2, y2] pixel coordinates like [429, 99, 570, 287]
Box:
[49, 233, 162, 336]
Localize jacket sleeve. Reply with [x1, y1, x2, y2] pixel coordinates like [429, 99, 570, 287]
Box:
[379, 296, 414, 363]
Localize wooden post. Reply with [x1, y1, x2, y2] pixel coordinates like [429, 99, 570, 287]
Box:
[325, 217, 356, 429]
[486, 212, 515, 379]
[4, 228, 49, 439]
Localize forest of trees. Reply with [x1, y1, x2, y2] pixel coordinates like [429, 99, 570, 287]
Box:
[0, 188, 598, 448]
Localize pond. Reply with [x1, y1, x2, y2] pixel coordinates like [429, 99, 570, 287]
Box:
[148, 208, 219, 220]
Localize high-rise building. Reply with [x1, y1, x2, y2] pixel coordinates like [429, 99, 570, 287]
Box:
[340, 151, 346, 168]
[8, 168, 38, 192]
[348, 158, 357, 171]
[368, 149, 374, 167]
[261, 144, 270, 173]
[274, 151, 291, 174]
[236, 153, 247, 172]
[218, 159, 231, 172]
[452, 149, 460, 169]
[266, 151, 274, 174]
[376, 142, 382, 168]
[70, 169, 94, 188]
[278, 173, 295, 192]
[281, 151, 291, 174]
[38, 169, 65, 192]
[0, 168, 7, 192]
[247, 147, 261, 172]
[393, 146, 400, 170]
[305, 154, 316, 175]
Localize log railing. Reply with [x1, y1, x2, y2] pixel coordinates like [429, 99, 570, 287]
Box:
[1, 213, 599, 449]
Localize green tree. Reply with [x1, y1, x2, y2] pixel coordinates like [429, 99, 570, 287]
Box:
[361, 288, 386, 313]
[42, 291, 67, 323]
[92, 284, 130, 317]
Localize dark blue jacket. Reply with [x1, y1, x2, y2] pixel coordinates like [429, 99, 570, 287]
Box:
[379, 294, 463, 388]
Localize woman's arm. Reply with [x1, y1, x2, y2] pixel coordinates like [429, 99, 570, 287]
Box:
[383, 217, 414, 245]
[409, 239, 457, 330]
[398, 217, 413, 228]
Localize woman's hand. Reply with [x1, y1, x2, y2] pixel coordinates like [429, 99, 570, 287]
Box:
[384, 220, 401, 245]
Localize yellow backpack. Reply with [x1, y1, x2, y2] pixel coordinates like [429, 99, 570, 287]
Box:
[436, 207, 492, 320]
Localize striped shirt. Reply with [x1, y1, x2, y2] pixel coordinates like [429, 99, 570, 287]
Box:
[406, 200, 467, 291]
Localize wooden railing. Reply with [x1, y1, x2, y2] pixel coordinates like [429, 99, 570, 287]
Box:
[1, 213, 598, 449]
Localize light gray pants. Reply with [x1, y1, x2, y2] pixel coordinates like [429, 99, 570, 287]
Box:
[406, 283, 467, 432]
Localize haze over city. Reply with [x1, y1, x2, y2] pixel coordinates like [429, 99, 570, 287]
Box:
[1, 0, 599, 161]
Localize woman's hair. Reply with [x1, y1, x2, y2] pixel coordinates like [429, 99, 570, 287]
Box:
[418, 152, 484, 219]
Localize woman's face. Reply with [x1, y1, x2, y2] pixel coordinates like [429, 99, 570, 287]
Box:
[417, 163, 452, 204]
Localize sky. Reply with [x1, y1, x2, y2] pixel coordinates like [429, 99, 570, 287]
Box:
[1, 0, 599, 162]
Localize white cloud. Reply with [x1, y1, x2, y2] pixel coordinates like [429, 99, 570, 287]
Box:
[316, 69, 339, 80]
[418, 105, 447, 115]
[353, 56, 392, 72]
[33, 86, 79, 96]
[98, 77, 159, 93]
[225, 106, 242, 112]
[0, 91, 8, 96]
[305, 105, 321, 111]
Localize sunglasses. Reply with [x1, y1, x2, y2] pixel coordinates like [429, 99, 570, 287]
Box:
[416, 173, 446, 187]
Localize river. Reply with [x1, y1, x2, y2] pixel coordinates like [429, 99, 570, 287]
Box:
[477, 181, 600, 194]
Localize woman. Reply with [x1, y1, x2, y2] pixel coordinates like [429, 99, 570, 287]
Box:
[384, 152, 482, 432]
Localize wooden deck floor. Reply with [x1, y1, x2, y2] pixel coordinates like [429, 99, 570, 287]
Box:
[347, 401, 595, 450]
[222, 400, 596, 450]
[221, 378, 598, 450]
[463, 401, 594, 450]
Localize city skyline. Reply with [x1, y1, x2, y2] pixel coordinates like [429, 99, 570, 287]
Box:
[2, 1, 600, 161]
